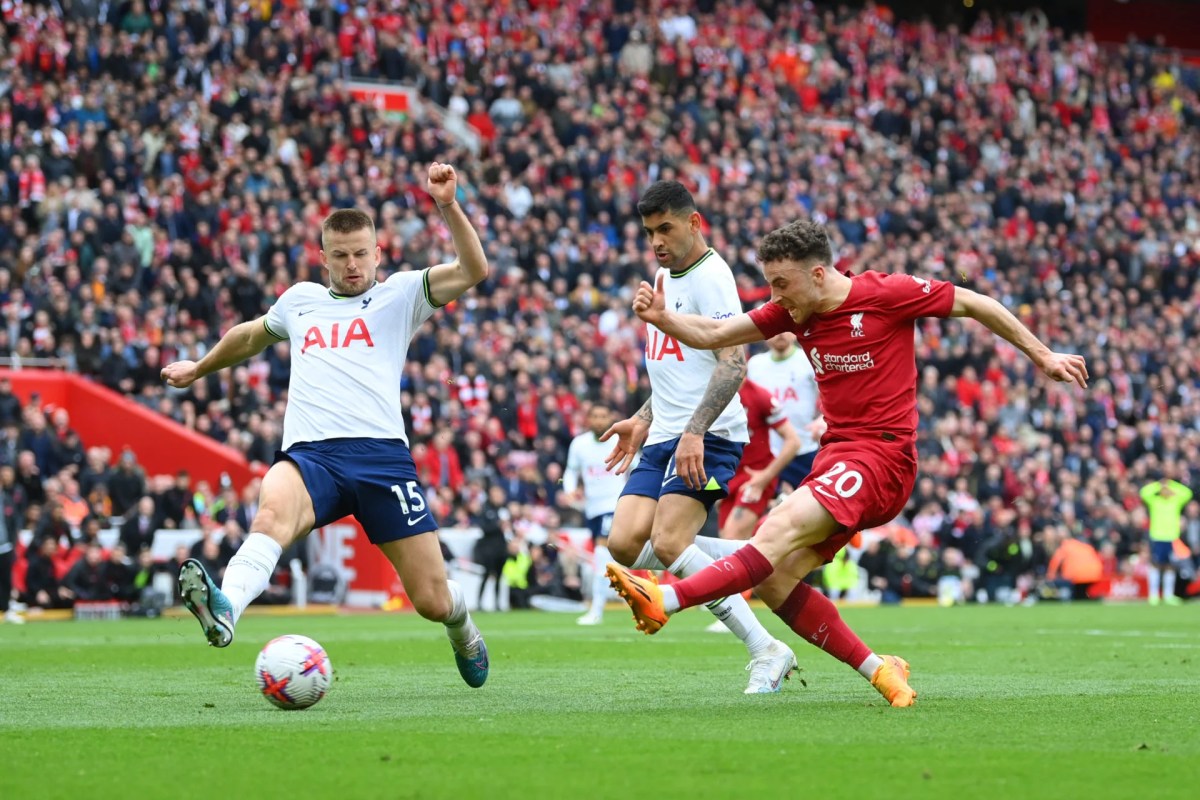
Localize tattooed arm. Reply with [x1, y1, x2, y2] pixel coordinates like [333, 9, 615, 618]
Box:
[600, 395, 653, 475]
[675, 345, 747, 490]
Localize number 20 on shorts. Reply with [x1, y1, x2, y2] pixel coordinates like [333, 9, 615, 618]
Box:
[813, 462, 863, 498]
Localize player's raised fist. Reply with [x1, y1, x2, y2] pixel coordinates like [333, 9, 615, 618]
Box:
[161, 360, 200, 389]
[427, 162, 458, 207]
[633, 272, 666, 325]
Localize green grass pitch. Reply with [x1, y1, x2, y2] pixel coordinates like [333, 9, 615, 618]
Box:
[2, 603, 1198, 800]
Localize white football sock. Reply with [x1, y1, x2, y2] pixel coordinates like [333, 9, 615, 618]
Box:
[631, 540, 666, 570]
[662, 585, 680, 614]
[857, 653, 884, 680]
[444, 580, 479, 652]
[1148, 567, 1161, 600]
[668, 545, 774, 658]
[221, 532, 283, 624]
[1163, 569, 1176, 599]
[694, 535, 749, 559]
[589, 545, 611, 616]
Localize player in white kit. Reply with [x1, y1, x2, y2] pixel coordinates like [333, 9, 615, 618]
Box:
[747, 332, 821, 492]
[563, 403, 628, 626]
[163, 163, 492, 688]
[601, 181, 797, 694]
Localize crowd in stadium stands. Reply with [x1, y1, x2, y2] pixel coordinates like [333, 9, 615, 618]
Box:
[1, 0, 1199, 617]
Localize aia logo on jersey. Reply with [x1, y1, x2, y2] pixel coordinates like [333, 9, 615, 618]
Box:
[850, 313, 865, 338]
[646, 328, 684, 362]
[302, 318, 375, 354]
[769, 386, 800, 404]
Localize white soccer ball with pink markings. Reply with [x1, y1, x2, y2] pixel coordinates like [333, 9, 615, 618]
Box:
[254, 634, 332, 710]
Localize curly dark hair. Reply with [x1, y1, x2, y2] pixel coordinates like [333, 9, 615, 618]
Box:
[321, 208, 375, 245]
[756, 220, 833, 268]
[637, 180, 697, 218]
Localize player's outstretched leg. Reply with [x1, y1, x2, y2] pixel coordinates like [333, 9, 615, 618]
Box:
[444, 580, 489, 687]
[178, 558, 235, 647]
[607, 564, 669, 634]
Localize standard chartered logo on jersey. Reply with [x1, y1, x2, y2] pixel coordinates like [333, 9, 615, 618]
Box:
[808, 346, 874, 375]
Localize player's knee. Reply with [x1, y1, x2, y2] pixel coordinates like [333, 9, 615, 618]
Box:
[606, 535, 641, 566]
[247, 507, 291, 546]
[410, 588, 452, 622]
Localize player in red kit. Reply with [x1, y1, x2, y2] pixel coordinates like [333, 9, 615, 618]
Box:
[717, 379, 801, 542]
[608, 220, 1089, 706]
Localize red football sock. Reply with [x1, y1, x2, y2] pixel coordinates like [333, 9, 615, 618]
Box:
[672, 546, 775, 609]
[773, 582, 871, 669]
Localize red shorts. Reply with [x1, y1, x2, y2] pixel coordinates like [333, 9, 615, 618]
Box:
[802, 438, 917, 562]
[716, 469, 778, 530]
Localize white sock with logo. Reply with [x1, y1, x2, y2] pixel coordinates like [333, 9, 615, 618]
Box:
[444, 580, 480, 654]
[668, 545, 774, 658]
[221, 532, 283, 624]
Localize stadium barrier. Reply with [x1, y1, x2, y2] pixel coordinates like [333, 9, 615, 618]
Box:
[0, 369, 262, 494]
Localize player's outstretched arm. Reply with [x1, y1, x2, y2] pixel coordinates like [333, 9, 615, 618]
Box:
[951, 287, 1088, 388]
[740, 419, 802, 504]
[424, 162, 489, 307]
[161, 318, 277, 389]
[632, 273, 764, 350]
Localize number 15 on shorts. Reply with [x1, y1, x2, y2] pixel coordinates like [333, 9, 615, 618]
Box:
[391, 481, 428, 525]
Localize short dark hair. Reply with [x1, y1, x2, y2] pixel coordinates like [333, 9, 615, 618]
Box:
[321, 209, 375, 245]
[756, 220, 833, 268]
[637, 180, 696, 218]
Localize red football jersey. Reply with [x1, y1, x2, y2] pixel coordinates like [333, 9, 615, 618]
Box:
[738, 379, 787, 471]
[748, 271, 955, 446]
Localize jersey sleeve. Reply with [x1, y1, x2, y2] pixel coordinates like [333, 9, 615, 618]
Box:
[692, 261, 743, 320]
[743, 381, 785, 429]
[881, 273, 956, 321]
[747, 302, 794, 339]
[263, 286, 295, 340]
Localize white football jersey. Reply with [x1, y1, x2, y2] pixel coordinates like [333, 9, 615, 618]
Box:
[747, 346, 819, 454]
[644, 249, 748, 445]
[563, 432, 626, 519]
[263, 272, 436, 449]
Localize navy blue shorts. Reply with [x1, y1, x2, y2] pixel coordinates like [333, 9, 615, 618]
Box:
[586, 513, 614, 541]
[1150, 540, 1175, 566]
[779, 449, 818, 490]
[277, 438, 438, 545]
[621, 434, 744, 509]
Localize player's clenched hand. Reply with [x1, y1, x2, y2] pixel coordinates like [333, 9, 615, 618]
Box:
[427, 162, 458, 207]
[632, 273, 666, 326]
[674, 432, 707, 491]
[1039, 352, 1089, 389]
[599, 417, 648, 475]
[161, 360, 200, 389]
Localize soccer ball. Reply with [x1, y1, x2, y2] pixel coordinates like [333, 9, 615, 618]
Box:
[254, 634, 332, 710]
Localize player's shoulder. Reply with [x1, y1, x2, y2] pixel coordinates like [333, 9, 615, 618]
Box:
[281, 281, 329, 299]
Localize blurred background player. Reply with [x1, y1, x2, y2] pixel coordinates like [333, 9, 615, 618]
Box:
[600, 181, 797, 694]
[163, 163, 493, 688]
[564, 403, 628, 626]
[1140, 471, 1193, 605]
[705, 377, 800, 633]
[747, 333, 821, 493]
[716, 379, 801, 544]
